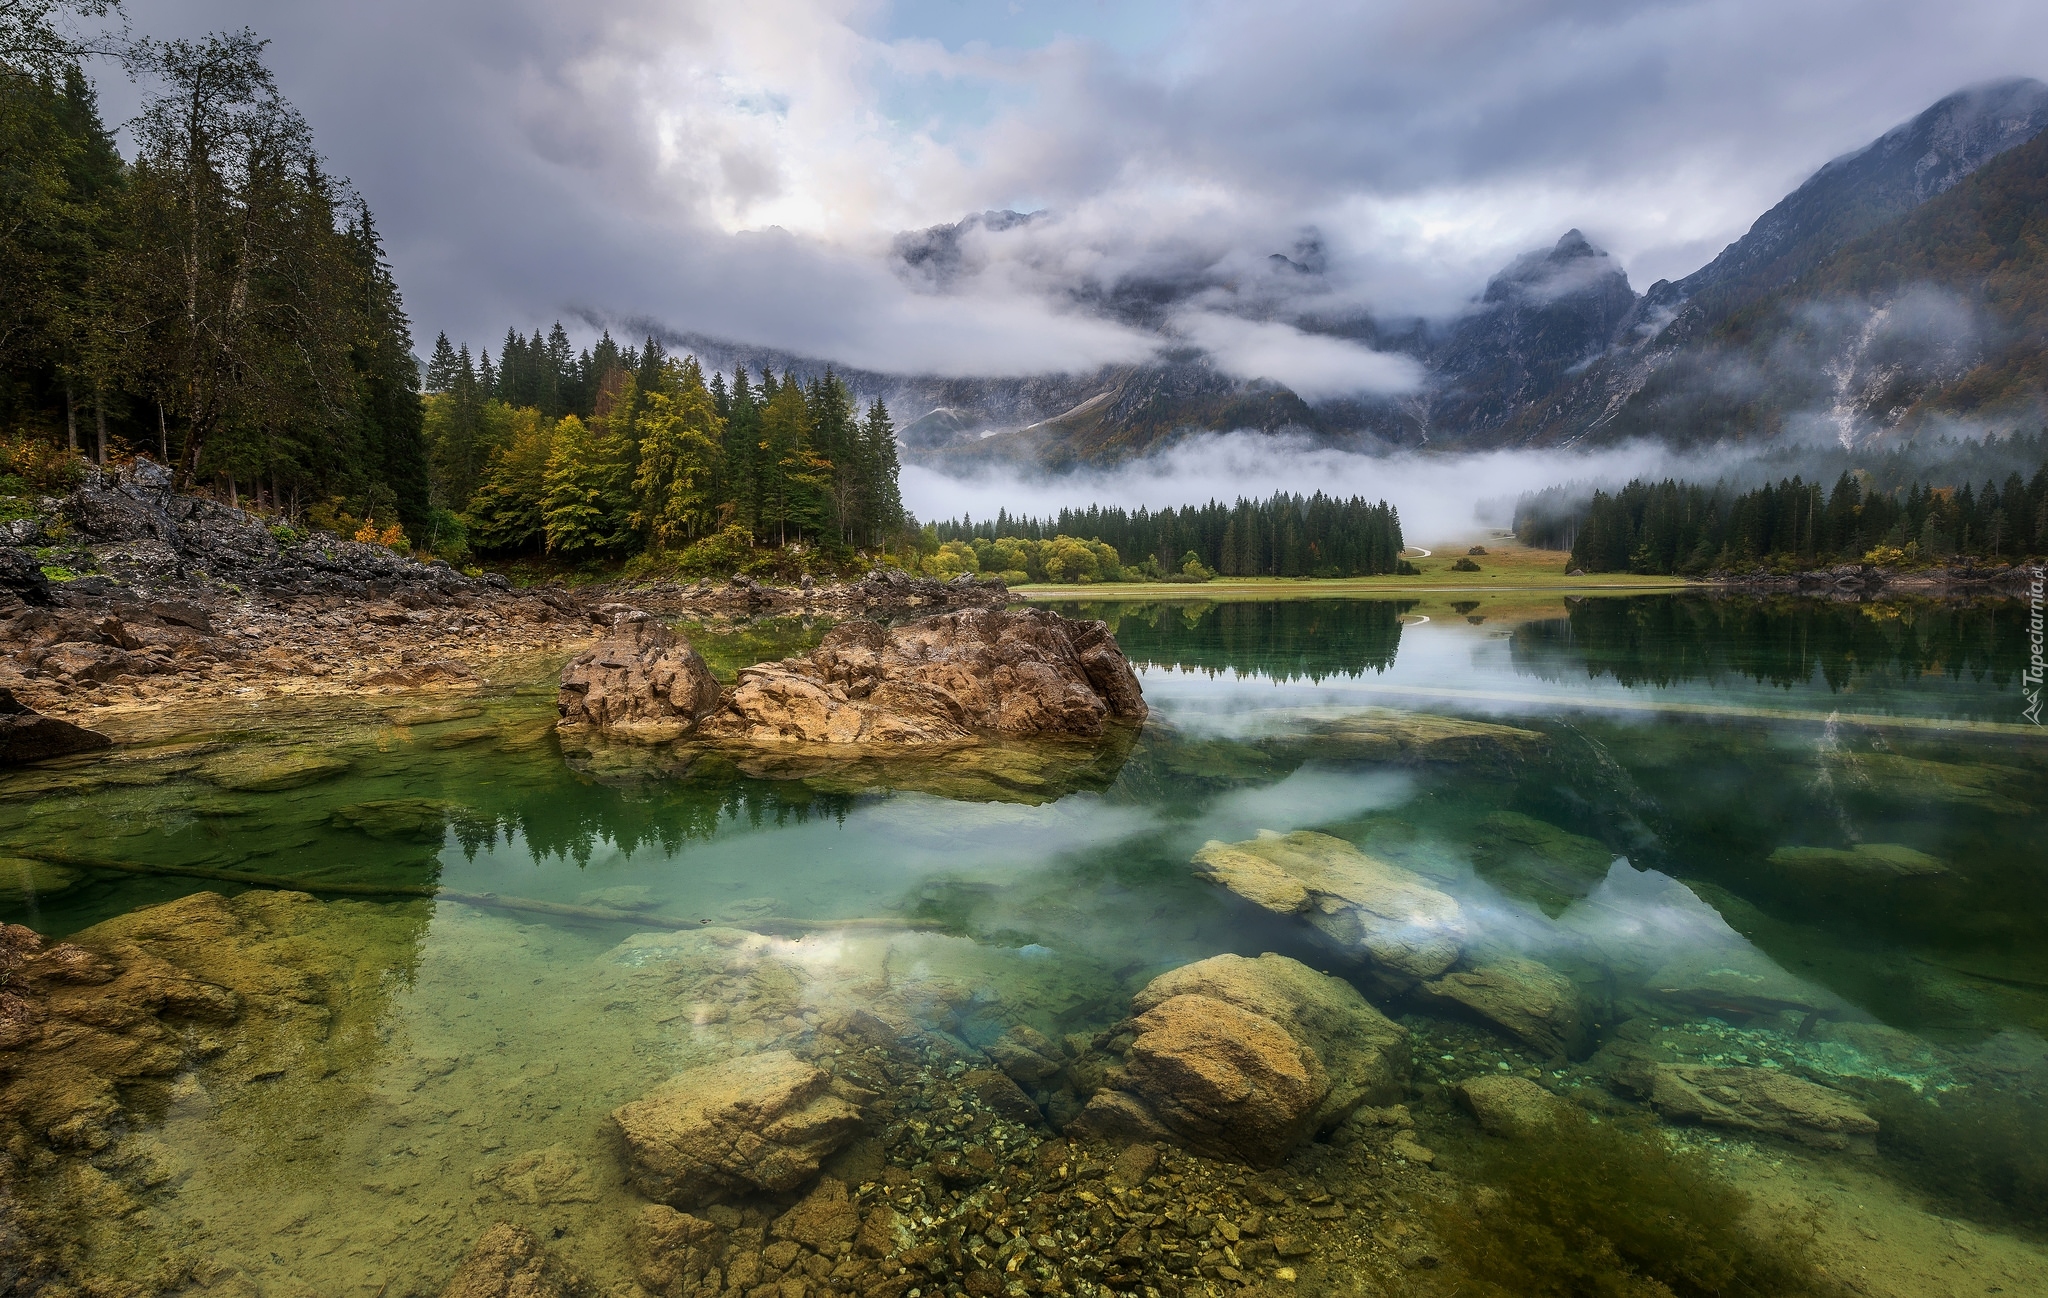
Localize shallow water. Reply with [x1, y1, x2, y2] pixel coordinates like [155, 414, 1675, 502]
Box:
[4, 594, 2047, 1295]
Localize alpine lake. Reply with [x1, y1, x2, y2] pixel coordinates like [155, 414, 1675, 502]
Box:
[4, 592, 2047, 1298]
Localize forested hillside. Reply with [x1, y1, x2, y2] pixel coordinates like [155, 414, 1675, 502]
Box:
[0, 16, 428, 531]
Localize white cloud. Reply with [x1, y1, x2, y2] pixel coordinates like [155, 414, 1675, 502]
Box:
[1175, 313, 1424, 398]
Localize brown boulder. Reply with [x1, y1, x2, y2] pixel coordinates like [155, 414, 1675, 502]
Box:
[557, 611, 722, 739]
[441, 1223, 589, 1298]
[1071, 953, 1406, 1166]
[611, 1050, 865, 1206]
[0, 689, 110, 765]
[697, 608, 1145, 747]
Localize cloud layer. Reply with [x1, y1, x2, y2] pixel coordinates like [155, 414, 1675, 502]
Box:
[108, 0, 2048, 382]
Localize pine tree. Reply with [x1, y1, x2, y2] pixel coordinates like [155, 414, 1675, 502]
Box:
[632, 357, 725, 547]
[725, 367, 761, 534]
[759, 382, 825, 545]
[859, 398, 902, 547]
[540, 413, 632, 556]
[426, 332, 458, 393]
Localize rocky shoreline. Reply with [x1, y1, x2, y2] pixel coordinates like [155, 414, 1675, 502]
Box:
[0, 463, 1014, 732]
[1703, 560, 2041, 598]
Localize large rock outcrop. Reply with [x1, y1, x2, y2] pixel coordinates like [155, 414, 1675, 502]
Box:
[562, 607, 1147, 747]
[1192, 831, 1466, 980]
[702, 608, 1145, 745]
[1070, 953, 1407, 1166]
[557, 610, 722, 739]
[611, 1050, 867, 1206]
[0, 687, 110, 765]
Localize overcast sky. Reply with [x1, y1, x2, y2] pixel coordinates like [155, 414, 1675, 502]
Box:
[100, 0, 2048, 380]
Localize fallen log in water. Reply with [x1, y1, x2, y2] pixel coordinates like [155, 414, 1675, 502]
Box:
[8, 847, 936, 935]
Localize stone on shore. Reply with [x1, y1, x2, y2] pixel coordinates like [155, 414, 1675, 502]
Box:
[0, 688, 111, 766]
[1419, 957, 1586, 1059]
[557, 610, 722, 739]
[1071, 952, 1406, 1166]
[611, 1050, 866, 1206]
[1631, 1063, 1878, 1149]
[1192, 831, 1465, 979]
[695, 607, 1146, 747]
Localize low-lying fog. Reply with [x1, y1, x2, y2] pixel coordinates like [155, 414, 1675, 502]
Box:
[900, 434, 1707, 542]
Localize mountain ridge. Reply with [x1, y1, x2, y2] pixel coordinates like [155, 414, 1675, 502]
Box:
[637, 76, 2048, 466]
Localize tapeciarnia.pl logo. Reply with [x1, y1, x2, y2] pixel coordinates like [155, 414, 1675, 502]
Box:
[2026, 565, 2046, 726]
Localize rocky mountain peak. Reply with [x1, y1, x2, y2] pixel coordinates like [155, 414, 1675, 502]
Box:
[1665, 76, 2048, 316]
[1482, 229, 1630, 308]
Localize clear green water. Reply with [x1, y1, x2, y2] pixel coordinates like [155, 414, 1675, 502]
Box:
[4, 595, 2046, 1294]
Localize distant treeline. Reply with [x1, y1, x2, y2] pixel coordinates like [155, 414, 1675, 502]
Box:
[420, 332, 904, 566]
[1517, 444, 2048, 574]
[934, 493, 1408, 579]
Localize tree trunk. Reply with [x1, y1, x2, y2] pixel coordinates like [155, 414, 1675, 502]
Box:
[65, 384, 77, 452]
[94, 391, 107, 465]
[158, 405, 169, 461]
[227, 474, 237, 509]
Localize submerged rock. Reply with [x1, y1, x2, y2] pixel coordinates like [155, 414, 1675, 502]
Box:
[1767, 843, 1948, 878]
[612, 1050, 866, 1206]
[697, 607, 1146, 746]
[441, 1222, 590, 1298]
[0, 688, 111, 765]
[1192, 831, 1465, 979]
[1456, 1075, 1570, 1137]
[1628, 1063, 1879, 1149]
[0, 856, 80, 902]
[1420, 957, 1586, 1059]
[1469, 810, 1617, 915]
[557, 610, 722, 739]
[1071, 952, 1407, 1166]
[1267, 709, 1550, 765]
[1645, 946, 1848, 1018]
[198, 747, 351, 792]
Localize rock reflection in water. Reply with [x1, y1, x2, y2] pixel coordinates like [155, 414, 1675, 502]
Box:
[1, 595, 2045, 1296]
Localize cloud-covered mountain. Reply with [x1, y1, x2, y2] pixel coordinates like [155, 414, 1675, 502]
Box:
[645, 77, 2048, 465]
